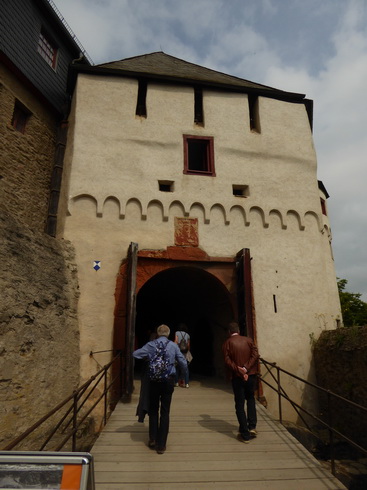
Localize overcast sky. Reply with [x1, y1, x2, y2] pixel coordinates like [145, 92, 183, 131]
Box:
[52, 0, 367, 301]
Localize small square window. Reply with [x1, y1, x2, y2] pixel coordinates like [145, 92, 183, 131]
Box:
[158, 180, 174, 192]
[11, 100, 31, 133]
[232, 185, 249, 198]
[183, 135, 215, 176]
[37, 30, 58, 69]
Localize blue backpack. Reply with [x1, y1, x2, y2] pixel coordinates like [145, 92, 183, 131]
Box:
[148, 339, 171, 382]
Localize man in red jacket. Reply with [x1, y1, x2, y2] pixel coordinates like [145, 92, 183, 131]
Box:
[222, 322, 259, 443]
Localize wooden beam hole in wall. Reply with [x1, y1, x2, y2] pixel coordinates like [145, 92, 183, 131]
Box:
[158, 180, 174, 192]
[232, 184, 249, 197]
[194, 86, 204, 125]
[248, 94, 261, 133]
[136, 79, 147, 117]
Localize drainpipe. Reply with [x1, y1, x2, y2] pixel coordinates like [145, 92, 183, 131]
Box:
[45, 120, 68, 237]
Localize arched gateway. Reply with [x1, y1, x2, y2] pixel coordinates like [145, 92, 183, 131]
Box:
[113, 243, 256, 396]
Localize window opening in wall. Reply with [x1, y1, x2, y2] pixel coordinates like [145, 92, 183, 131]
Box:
[11, 100, 31, 133]
[320, 198, 327, 216]
[248, 94, 260, 132]
[37, 29, 58, 69]
[158, 180, 174, 192]
[232, 185, 249, 197]
[136, 79, 147, 117]
[273, 294, 277, 313]
[183, 135, 215, 176]
[194, 87, 204, 125]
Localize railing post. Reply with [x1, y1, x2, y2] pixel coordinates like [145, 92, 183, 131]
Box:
[119, 350, 123, 399]
[327, 390, 335, 475]
[72, 392, 78, 451]
[104, 367, 108, 426]
[277, 366, 282, 424]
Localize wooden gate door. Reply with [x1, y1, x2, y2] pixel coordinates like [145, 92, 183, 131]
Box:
[124, 242, 138, 397]
[236, 248, 256, 339]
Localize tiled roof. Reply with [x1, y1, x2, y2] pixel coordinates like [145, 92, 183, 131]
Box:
[93, 51, 304, 98]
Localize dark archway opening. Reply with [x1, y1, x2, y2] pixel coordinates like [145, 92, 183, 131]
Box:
[135, 266, 234, 379]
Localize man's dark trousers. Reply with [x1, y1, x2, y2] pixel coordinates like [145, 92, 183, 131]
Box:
[231, 374, 257, 438]
[149, 377, 174, 449]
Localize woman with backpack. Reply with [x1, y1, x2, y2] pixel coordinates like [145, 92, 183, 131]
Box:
[174, 323, 191, 388]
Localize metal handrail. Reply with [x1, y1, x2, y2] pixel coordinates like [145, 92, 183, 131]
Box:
[260, 358, 367, 475]
[3, 351, 123, 452]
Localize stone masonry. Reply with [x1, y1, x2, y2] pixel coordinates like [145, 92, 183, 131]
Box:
[0, 203, 80, 448]
[0, 64, 81, 449]
[0, 66, 56, 233]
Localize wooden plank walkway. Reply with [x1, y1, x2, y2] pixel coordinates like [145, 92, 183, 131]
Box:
[91, 377, 346, 489]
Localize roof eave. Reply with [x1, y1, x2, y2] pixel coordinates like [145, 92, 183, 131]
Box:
[36, 0, 92, 64]
[67, 63, 306, 102]
[318, 180, 330, 199]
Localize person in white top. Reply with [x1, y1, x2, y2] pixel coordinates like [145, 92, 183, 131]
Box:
[174, 323, 191, 388]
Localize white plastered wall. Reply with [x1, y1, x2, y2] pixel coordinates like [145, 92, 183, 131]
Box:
[57, 74, 341, 421]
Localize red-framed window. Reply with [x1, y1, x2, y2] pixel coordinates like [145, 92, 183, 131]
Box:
[320, 198, 327, 216]
[37, 30, 58, 69]
[183, 135, 215, 176]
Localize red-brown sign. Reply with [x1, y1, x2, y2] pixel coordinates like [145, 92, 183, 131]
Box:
[174, 217, 199, 246]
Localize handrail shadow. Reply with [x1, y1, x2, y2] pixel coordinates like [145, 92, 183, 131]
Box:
[260, 357, 367, 476]
[197, 414, 238, 440]
[2, 351, 124, 452]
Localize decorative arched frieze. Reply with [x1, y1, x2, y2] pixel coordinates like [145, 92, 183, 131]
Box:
[189, 202, 209, 223]
[139, 199, 148, 220]
[169, 200, 188, 218]
[326, 226, 332, 242]
[249, 206, 269, 228]
[125, 197, 144, 220]
[321, 223, 332, 239]
[229, 205, 250, 226]
[286, 210, 305, 230]
[210, 203, 229, 225]
[147, 199, 166, 221]
[69, 193, 328, 236]
[102, 196, 122, 219]
[70, 193, 99, 217]
[269, 209, 287, 230]
[304, 211, 322, 231]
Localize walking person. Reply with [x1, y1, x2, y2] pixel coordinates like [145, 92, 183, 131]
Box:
[133, 324, 188, 454]
[174, 323, 191, 388]
[222, 322, 259, 443]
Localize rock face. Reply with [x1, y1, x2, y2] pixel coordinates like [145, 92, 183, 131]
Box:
[314, 326, 367, 450]
[0, 204, 80, 449]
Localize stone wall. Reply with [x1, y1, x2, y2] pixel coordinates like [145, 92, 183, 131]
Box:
[313, 326, 367, 449]
[0, 65, 56, 233]
[0, 203, 80, 449]
[0, 62, 83, 449]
